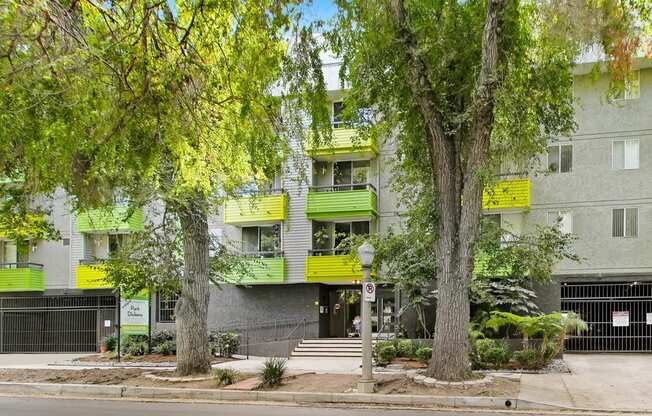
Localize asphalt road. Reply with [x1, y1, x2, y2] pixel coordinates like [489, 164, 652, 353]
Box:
[0, 396, 559, 416]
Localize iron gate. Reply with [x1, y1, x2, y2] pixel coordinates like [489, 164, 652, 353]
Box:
[561, 282, 652, 352]
[0, 295, 116, 353]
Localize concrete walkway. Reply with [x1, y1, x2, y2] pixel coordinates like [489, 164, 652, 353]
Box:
[518, 353, 652, 411]
[0, 354, 84, 369]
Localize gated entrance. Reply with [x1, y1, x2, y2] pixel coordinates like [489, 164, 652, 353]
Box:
[561, 282, 652, 352]
[0, 295, 116, 353]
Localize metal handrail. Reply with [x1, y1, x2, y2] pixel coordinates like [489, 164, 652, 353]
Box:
[79, 258, 107, 265]
[309, 183, 377, 193]
[233, 188, 284, 198]
[238, 250, 284, 258]
[308, 248, 351, 256]
[0, 262, 43, 270]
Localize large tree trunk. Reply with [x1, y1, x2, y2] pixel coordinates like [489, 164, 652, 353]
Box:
[175, 194, 211, 376]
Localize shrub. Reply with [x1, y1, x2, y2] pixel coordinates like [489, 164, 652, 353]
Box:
[209, 332, 240, 358]
[375, 344, 397, 365]
[152, 339, 176, 356]
[396, 339, 414, 358]
[415, 346, 432, 363]
[121, 335, 149, 356]
[214, 368, 239, 386]
[471, 338, 512, 370]
[260, 357, 286, 387]
[151, 330, 175, 347]
[513, 348, 539, 370]
[101, 335, 117, 352]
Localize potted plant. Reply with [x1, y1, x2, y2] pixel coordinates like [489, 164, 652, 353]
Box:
[100, 335, 116, 354]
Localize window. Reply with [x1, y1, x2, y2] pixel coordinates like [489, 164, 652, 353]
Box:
[157, 293, 178, 323]
[109, 234, 127, 255]
[332, 101, 344, 128]
[312, 221, 370, 255]
[333, 160, 370, 190]
[547, 211, 572, 234]
[547, 144, 572, 173]
[612, 139, 639, 170]
[612, 208, 638, 238]
[614, 70, 640, 100]
[241, 225, 281, 256]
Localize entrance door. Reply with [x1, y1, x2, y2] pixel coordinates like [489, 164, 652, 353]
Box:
[328, 288, 361, 338]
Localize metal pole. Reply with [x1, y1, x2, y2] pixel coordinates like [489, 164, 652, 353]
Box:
[357, 267, 375, 393]
[116, 289, 121, 363]
[147, 292, 152, 353]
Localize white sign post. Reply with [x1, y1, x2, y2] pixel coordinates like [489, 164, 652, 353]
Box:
[363, 282, 376, 302]
[612, 311, 630, 327]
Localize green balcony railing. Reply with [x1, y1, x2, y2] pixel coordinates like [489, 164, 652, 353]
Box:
[482, 179, 531, 211]
[223, 191, 287, 225]
[225, 253, 285, 284]
[305, 184, 378, 220]
[0, 263, 44, 292]
[305, 250, 373, 282]
[307, 128, 379, 160]
[76, 260, 111, 289]
[76, 206, 144, 233]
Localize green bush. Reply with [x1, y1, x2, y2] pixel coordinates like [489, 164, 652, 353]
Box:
[471, 338, 512, 370]
[152, 339, 176, 356]
[209, 332, 240, 358]
[415, 346, 432, 363]
[396, 339, 414, 358]
[214, 368, 239, 386]
[151, 330, 175, 347]
[260, 357, 287, 387]
[513, 348, 539, 369]
[375, 344, 397, 365]
[101, 335, 117, 352]
[121, 335, 149, 356]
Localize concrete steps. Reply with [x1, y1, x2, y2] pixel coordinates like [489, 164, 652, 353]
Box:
[291, 338, 376, 358]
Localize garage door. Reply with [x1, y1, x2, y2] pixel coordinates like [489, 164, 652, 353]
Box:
[0, 295, 116, 353]
[561, 282, 652, 352]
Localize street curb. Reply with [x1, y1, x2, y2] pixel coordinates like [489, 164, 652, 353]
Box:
[0, 381, 561, 410]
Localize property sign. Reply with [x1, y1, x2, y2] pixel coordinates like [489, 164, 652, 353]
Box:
[120, 290, 150, 336]
[612, 311, 630, 327]
[646, 313, 652, 325]
[363, 282, 376, 302]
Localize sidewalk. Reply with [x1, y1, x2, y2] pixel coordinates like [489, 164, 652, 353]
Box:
[213, 356, 362, 374]
[518, 354, 652, 411]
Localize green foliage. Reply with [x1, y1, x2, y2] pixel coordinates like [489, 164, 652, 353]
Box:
[151, 330, 175, 347]
[121, 335, 149, 357]
[512, 348, 539, 370]
[415, 347, 432, 364]
[260, 357, 287, 388]
[396, 339, 414, 358]
[101, 335, 117, 352]
[209, 332, 240, 358]
[213, 368, 240, 386]
[0, 188, 60, 243]
[373, 342, 397, 366]
[152, 340, 176, 356]
[471, 339, 512, 370]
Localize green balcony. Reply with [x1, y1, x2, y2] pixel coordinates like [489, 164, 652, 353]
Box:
[307, 128, 379, 160]
[76, 260, 111, 289]
[305, 252, 368, 283]
[0, 263, 44, 292]
[305, 184, 377, 220]
[226, 255, 285, 285]
[223, 193, 287, 225]
[482, 179, 530, 211]
[76, 206, 144, 233]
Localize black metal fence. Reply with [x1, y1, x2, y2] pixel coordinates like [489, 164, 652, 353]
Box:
[561, 282, 652, 352]
[0, 295, 116, 353]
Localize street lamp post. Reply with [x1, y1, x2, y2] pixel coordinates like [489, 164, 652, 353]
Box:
[357, 241, 375, 394]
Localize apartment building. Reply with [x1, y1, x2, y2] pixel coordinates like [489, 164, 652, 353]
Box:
[0, 57, 650, 353]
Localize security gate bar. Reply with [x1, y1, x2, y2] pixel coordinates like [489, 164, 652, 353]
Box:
[561, 282, 652, 352]
[0, 295, 116, 353]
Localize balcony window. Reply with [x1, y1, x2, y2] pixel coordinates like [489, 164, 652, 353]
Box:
[1, 240, 29, 264]
[333, 101, 345, 128]
[312, 220, 369, 256]
[241, 224, 281, 257]
[334, 160, 370, 190]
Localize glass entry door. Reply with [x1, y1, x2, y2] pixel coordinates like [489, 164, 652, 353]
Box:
[329, 288, 361, 338]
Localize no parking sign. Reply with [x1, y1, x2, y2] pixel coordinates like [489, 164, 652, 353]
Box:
[363, 282, 376, 302]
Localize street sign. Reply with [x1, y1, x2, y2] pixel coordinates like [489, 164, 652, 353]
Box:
[363, 282, 376, 302]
